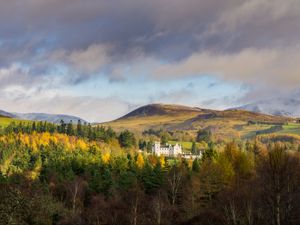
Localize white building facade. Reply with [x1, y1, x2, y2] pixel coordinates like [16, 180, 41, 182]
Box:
[152, 141, 182, 157]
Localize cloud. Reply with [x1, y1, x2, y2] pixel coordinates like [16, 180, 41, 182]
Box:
[1, 0, 299, 62]
[1, 0, 300, 118]
[0, 85, 133, 122]
[50, 44, 111, 75]
[0, 64, 47, 88]
[154, 47, 300, 90]
[1, 0, 299, 78]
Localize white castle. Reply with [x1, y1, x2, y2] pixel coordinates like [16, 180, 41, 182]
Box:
[152, 141, 182, 156]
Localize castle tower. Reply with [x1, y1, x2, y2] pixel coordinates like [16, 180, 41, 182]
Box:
[152, 141, 161, 156]
[173, 143, 182, 156]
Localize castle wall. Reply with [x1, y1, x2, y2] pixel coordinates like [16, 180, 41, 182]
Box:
[152, 142, 182, 156]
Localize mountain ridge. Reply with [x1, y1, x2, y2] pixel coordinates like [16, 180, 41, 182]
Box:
[0, 109, 87, 124]
[117, 103, 291, 121]
[118, 104, 209, 119]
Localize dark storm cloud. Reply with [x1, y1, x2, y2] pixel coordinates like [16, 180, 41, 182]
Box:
[3, 0, 299, 63]
[1, 0, 300, 88]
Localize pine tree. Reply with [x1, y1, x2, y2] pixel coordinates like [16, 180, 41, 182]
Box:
[77, 120, 83, 137]
[66, 121, 74, 136]
[32, 122, 36, 132]
[191, 142, 198, 154]
[58, 120, 66, 133]
[119, 130, 136, 148]
[192, 159, 200, 172]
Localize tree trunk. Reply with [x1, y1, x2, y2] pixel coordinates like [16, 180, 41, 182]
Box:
[245, 200, 253, 225]
[72, 184, 78, 214]
[275, 193, 281, 225]
[154, 191, 162, 225]
[230, 201, 238, 225]
[132, 195, 138, 225]
[286, 175, 292, 225]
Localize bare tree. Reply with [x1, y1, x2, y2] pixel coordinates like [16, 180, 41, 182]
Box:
[167, 166, 183, 206]
[65, 176, 87, 214]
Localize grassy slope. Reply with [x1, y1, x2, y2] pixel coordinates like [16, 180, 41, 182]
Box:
[279, 123, 300, 135]
[103, 113, 200, 132]
[100, 104, 294, 140]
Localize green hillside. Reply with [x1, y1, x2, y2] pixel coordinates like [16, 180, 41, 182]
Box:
[279, 123, 300, 135]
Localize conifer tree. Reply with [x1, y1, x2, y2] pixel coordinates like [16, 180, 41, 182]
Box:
[66, 121, 74, 136]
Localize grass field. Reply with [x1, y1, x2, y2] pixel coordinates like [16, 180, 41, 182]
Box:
[168, 141, 193, 149]
[240, 124, 273, 139]
[168, 141, 207, 153]
[278, 123, 300, 135]
[168, 141, 193, 153]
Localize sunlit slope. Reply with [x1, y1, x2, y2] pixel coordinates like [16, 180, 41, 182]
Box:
[100, 104, 294, 140]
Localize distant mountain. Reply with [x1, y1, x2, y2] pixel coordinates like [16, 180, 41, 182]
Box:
[235, 98, 300, 118]
[0, 109, 87, 124]
[0, 110, 15, 118]
[14, 113, 87, 124]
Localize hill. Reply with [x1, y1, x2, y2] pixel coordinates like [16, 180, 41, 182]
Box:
[101, 104, 295, 140]
[0, 109, 87, 124]
[120, 104, 204, 118]
[0, 110, 15, 118]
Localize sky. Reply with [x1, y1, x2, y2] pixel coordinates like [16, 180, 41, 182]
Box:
[1, 0, 300, 122]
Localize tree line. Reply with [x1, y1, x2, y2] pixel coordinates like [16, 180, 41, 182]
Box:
[2, 120, 137, 148]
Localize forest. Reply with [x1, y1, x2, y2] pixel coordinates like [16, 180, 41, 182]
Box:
[1, 121, 300, 225]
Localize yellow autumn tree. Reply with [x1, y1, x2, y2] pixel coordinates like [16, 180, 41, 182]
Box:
[159, 155, 165, 168]
[40, 132, 51, 146]
[136, 153, 145, 169]
[102, 152, 111, 164]
[77, 139, 88, 151]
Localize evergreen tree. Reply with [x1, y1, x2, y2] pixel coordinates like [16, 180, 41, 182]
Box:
[87, 123, 93, 140]
[196, 129, 212, 143]
[58, 120, 66, 133]
[138, 140, 147, 150]
[191, 141, 198, 154]
[161, 134, 168, 145]
[101, 168, 113, 196]
[66, 121, 74, 136]
[32, 122, 36, 132]
[141, 163, 164, 193]
[77, 120, 83, 137]
[119, 130, 136, 148]
[192, 159, 200, 172]
[202, 142, 217, 161]
[146, 141, 153, 153]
